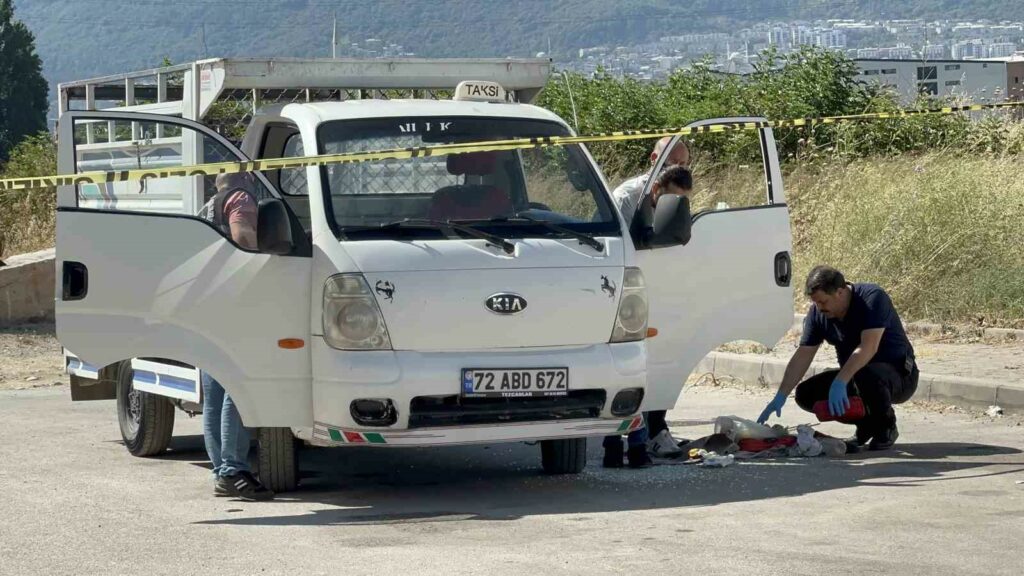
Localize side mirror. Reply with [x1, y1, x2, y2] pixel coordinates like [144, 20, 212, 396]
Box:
[569, 152, 593, 190]
[642, 194, 692, 249]
[257, 198, 295, 255]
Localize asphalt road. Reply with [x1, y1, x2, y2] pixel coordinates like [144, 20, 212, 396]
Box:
[1, 385, 1022, 576]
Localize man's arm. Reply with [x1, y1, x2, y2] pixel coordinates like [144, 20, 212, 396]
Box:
[230, 221, 258, 250]
[836, 328, 884, 384]
[757, 344, 818, 423]
[224, 190, 259, 250]
[777, 344, 819, 397]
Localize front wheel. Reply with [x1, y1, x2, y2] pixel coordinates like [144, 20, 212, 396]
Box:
[256, 427, 299, 493]
[540, 438, 587, 474]
[115, 361, 175, 456]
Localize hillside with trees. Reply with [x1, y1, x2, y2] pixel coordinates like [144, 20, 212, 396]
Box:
[12, 0, 1020, 93]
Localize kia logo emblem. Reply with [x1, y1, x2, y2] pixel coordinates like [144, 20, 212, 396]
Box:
[485, 293, 527, 315]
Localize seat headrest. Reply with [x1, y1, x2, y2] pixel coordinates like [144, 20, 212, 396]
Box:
[447, 151, 498, 176]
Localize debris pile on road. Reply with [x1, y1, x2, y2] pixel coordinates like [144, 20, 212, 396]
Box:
[666, 415, 849, 467]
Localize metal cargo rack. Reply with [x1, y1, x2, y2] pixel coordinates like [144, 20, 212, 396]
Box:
[58, 57, 553, 141]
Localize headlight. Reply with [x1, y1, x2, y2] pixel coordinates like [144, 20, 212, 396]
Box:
[609, 267, 649, 343]
[323, 274, 393, 350]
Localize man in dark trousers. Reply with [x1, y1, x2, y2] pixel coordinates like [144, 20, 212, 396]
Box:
[757, 265, 919, 450]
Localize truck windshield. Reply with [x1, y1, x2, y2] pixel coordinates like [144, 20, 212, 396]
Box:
[318, 117, 620, 241]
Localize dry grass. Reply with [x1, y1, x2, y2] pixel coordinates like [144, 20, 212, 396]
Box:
[0, 189, 55, 258]
[785, 153, 1024, 328]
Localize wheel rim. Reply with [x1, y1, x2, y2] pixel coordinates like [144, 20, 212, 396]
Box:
[125, 385, 141, 435]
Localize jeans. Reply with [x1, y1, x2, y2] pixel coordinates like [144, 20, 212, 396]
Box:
[202, 371, 251, 477]
[794, 362, 919, 433]
[645, 410, 669, 437]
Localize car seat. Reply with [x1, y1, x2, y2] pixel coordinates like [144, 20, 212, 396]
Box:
[427, 151, 512, 220]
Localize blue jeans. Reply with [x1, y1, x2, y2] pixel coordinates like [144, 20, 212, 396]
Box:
[202, 372, 250, 477]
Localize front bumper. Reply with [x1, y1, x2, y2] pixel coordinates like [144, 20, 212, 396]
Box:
[309, 340, 647, 436]
[295, 415, 645, 447]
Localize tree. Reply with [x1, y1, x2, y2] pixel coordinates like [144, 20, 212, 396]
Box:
[0, 0, 48, 164]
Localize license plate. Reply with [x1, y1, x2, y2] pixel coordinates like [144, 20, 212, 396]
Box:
[461, 368, 569, 398]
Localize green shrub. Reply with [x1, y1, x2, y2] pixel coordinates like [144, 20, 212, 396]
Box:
[0, 132, 56, 258]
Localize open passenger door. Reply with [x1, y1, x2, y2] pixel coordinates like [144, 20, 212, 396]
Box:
[635, 117, 794, 410]
[55, 111, 313, 426]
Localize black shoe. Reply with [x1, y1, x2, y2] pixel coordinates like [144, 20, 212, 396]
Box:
[869, 421, 900, 451]
[603, 440, 624, 469]
[627, 445, 654, 468]
[214, 481, 231, 497]
[215, 471, 275, 501]
[844, 423, 874, 447]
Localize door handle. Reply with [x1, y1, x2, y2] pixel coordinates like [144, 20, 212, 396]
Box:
[774, 252, 792, 287]
[62, 261, 88, 301]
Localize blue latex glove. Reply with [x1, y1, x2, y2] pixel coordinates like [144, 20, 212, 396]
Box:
[829, 378, 851, 417]
[757, 391, 787, 424]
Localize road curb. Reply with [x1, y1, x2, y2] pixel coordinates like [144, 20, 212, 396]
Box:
[705, 351, 1024, 413]
[791, 313, 1023, 342]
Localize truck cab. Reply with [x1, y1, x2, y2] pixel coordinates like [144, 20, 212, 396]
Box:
[56, 58, 793, 491]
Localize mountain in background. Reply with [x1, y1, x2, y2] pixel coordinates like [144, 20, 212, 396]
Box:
[12, 0, 1018, 109]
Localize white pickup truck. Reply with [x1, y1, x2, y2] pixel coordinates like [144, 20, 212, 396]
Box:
[55, 58, 793, 491]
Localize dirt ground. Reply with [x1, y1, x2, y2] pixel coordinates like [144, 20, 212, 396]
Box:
[0, 323, 65, 391]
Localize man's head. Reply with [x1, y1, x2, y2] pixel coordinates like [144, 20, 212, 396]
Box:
[805, 265, 851, 319]
[214, 171, 254, 193]
[651, 164, 693, 205]
[651, 137, 691, 168]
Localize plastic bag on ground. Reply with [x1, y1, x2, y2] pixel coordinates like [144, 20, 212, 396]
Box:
[714, 415, 783, 441]
[790, 424, 823, 457]
[701, 453, 736, 468]
[818, 437, 847, 457]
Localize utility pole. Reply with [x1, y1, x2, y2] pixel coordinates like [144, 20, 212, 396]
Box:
[332, 11, 337, 58]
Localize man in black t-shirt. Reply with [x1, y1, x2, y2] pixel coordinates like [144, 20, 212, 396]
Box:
[756, 266, 919, 450]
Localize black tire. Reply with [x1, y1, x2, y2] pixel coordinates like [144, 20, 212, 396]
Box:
[541, 438, 587, 474]
[115, 360, 175, 457]
[256, 427, 299, 493]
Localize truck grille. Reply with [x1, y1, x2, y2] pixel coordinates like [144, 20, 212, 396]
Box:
[408, 390, 606, 428]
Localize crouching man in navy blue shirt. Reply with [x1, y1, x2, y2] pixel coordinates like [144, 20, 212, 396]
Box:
[757, 265, 919, 451]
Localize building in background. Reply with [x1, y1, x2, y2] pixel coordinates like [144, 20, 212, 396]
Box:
[922, 44, 945, 59]
[855, 56, 1024, 104]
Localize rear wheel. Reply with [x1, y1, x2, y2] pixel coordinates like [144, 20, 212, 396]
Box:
[256, 427, 299, 493]
[540, 438, 587, 474]
[116, 361, 175, 456]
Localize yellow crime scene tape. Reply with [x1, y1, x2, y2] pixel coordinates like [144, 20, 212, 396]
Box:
[2, 100, 1023, 192]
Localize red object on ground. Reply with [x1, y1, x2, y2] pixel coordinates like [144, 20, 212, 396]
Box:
[813, 396, 867, 423]
[738, 436, 798, 452]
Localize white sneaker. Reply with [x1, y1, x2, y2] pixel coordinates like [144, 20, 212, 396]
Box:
[647, 430, 684, 457]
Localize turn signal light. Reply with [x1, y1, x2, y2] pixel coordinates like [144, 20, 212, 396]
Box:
[278, 338, 305, 349]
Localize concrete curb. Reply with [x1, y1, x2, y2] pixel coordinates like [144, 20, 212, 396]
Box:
[792, 313, 1024, 342]
[0, 249, 55, 327]
[704, 351, 1024, 413]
